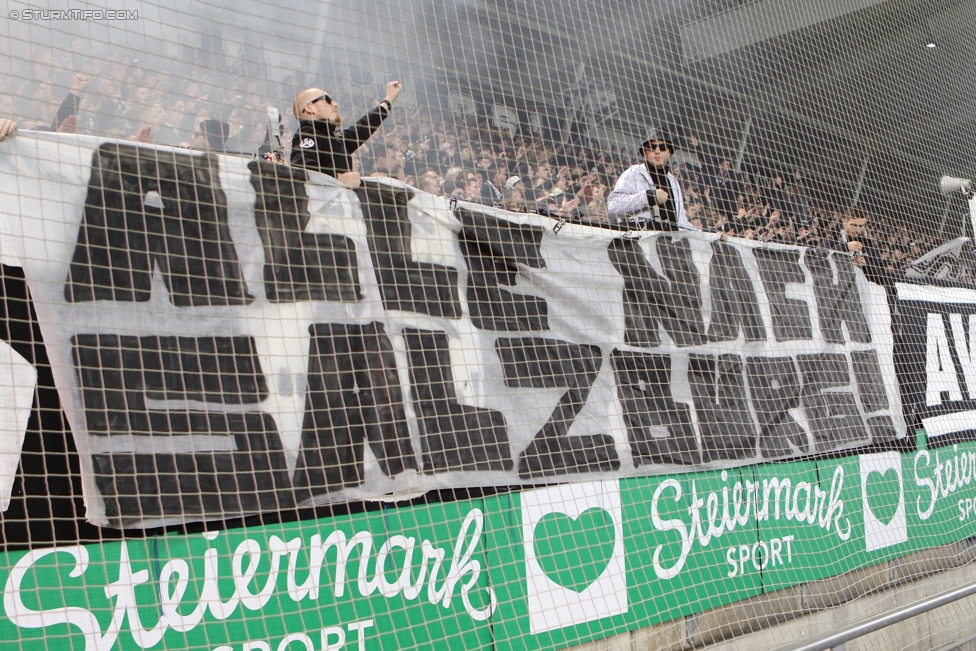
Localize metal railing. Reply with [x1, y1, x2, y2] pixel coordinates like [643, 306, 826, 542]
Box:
[779, 579, 976, 651]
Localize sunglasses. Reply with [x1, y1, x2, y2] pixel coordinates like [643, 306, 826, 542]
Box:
[644, 142, 670, 152]
[309, 93, 334, 106]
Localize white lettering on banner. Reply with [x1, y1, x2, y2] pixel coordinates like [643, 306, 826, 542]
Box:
[651, 467, 851, 580]
[0, 136, 906, 529]
[949, 314, 976, 394]
[925, 313, 962, 406]
[922, 411, 976, 439]
[211, 620, 372, 651]
[345, 620, 374, 651]
[651, 479, 692, 580]
[914, 446, 976, 520]
[896, 283, 976, 305]
[961, 498, 976, 522]
[1, 510, 495, 651]
[725, 535, 794, 577]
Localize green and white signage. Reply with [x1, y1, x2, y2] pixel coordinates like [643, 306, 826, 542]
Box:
[3, 446, 976, 651]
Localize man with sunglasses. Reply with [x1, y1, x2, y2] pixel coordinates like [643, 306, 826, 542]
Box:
[290, 81, 402, 187]
[608, 126, 698, 231]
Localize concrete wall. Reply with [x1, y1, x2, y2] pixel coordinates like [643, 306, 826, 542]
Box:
[572, 538, 976, 651]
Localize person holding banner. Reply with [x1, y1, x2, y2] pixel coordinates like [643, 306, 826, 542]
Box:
[0, 119, 16, 141]
[834, 207, 890, 285]
[290, 81, 402, 188]
[607, 126, 698, 231]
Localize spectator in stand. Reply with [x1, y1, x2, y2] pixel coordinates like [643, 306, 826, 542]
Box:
[403, 141, 427, 179]
[608, 126, 698, 231]
[416, 170, 444, 196]
[155, 100, 186, 147]
[764, 209, 783, 234]
[757, 223, 777, 244]
[481, 168, 504, 204]
[683, 183, 703, 214]
[0, 43, 953, 270]
[462, 173, 483, 201]
[796, 222, 819, 248]
[179, 89, 209, 134]
[711, 211, 735, 234]
[527, 162, 553, 201]
[555, 164, 572, 185]
[475, 150, 493, 173]
[420, 137, 441, 170]
[369, 144, 393, 177]
[512, 146, 532, 178]
[773, 223, 795, 245]
[129, 103, 166, 142]
[502, 176, 530, 212]
[576, 170, 600, 204]
[548, 190, 581, 219]
[291, 80, 402, 188]
[887, 246, 909, 275]
[585, 183, 609, 222]
[710, 158, 740, 221]
[458, 143, 477, 172]
[388, 143, 406, 166]
[439, 142, 460, 171]
[84, 76, 118, 134]
[129, 85, 152, 111]
[51, 74, 91, 132]
[832, 207, 889, 285]
[443, 166, 464, 187]
[765, 173, 790, 216]
[789, 171, 811, 224]
[599, 160, 617, 188]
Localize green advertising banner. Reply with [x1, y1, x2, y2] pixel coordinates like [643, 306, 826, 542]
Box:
[0, 500, 496, 651]
[623, 468, 761, 627]
[2, 448, 976, 651]
[908, 443, 976, 549]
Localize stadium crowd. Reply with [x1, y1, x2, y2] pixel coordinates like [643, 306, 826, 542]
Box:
[0, 49, 955, 283]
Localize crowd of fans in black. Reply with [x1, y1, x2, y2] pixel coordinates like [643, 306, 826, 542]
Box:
[1, 50, 950, 281]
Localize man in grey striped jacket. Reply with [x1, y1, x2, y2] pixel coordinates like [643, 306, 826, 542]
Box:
[607, 126, 699, 232]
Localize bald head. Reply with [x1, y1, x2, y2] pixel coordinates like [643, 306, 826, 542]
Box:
[293, 87, 340, 123]
[293, 88, 321, 117]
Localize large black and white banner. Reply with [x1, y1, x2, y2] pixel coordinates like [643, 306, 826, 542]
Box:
[0, 135, 905, 528]
[894, 279, 976, 446]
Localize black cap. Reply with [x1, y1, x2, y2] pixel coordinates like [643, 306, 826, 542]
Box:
[640, 125, 675, 151]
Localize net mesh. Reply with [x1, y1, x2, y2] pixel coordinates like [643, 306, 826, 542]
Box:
[1, 0, 976, 649]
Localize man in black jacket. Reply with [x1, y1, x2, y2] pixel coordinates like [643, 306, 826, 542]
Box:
[765, 173, 790, 216]
[833, 207, 891, 286]
[290, 80, 402, 187]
